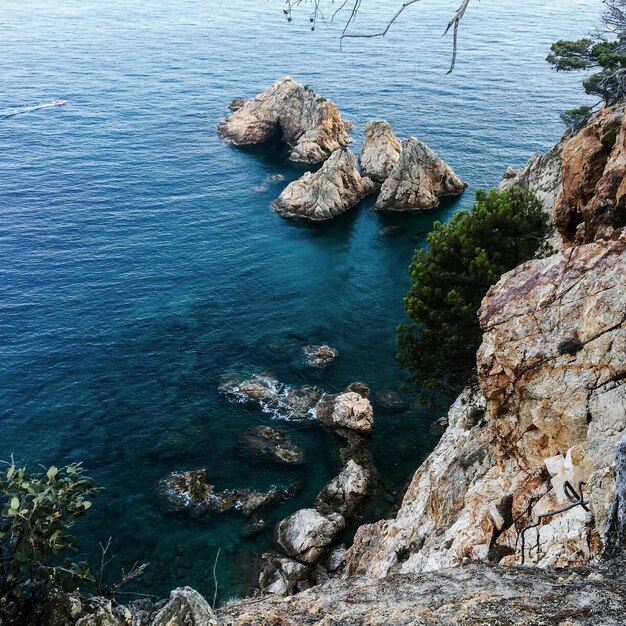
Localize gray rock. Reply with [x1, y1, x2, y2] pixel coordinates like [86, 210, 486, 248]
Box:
[316, 392, 374, 437]
[277, 508, 345, 565]
[359, 120, 402, 183]
[302, 344, 338, 368]
[374, 137, 466, 212]
[273, 148, 377, 221]
[257, 552, 315, 596]
[217, 77, 351, 164]
[151, 587, 216, 626]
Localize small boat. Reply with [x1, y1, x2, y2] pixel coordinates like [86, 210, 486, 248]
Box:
[55, 100, 67, 106]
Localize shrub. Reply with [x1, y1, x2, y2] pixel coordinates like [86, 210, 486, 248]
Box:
[396, 546, 411, 562]
[0, 460, 99, 624]
[397, 187, 550, 405]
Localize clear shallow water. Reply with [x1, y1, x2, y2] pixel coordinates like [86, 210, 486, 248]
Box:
[0, 0, 599, 601]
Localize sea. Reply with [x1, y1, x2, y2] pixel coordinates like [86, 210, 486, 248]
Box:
[0, 0, 600, 602]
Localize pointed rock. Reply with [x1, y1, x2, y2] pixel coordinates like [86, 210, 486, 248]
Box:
[217, 77, 351, 164]
[374, 137, 466, 212]
[273, 148, 376, 221]
[359, 120, 402, 183]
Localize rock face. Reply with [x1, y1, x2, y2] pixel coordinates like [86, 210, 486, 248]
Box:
[217, 77, 351, 164]
[316, 392, 374, 437]
[374, 137, 466, 212]
[273, 149, 376, 221]
[555, 104, 626, 245]
[239, 426, 305, 465]
[499, 135, 566, 215]
[348, 232, 626, 577]
[257, 552, 315, 596]
[217, 561, 626, 626]
[359, 120, 402, 182]
[151, 587, 217, 626]
[277, 509, 345, 565]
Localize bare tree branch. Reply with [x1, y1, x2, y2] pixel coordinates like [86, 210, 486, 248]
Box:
[443, 0, 471, 74]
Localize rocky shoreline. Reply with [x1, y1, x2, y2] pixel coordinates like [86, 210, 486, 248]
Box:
[46, 97, 626, 625]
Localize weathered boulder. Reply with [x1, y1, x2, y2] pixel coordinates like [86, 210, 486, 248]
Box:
[276, 509, 345, 565]
[160, 470, 291, 516]
[315, 459, 375, 520]
[217, 77, 351, 164]
[302, 344, 338, 368]
[344, 381, 370, 399]
[228, 98, 245, 111]
[348, 232, 626, 577]
[239, 426, 305, 466]
[554, 103, 626, 245]
[316, 392, 374, 437]
[273, 148, 376, 221]
[374, 137, 466, 212]
[257, 552, 315, 596]
[359, 120, 402, 182]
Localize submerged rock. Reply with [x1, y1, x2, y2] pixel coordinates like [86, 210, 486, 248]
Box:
[316, 391, 374, 437]
[160, 470, 291, 516]
[374, 137, 466, 212]
[344, 381, 370, 399]
[276, 508, 345, 565]
[359, 120, 402, 182]
[374, 389, 409, 414]
[220, 374, 322, 420]
[302, 344, 338, 368]
[239, 425, 305, 465]
[217, 77, 351, 164]
[273, 148, 376, 221]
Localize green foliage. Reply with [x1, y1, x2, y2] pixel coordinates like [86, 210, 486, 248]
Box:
[547, 35, 626, 104]
[398, 188, 550, 405]
[560, 105, 594, 131]
[0, 460, 99, 624]
[396, 546, 411, 562]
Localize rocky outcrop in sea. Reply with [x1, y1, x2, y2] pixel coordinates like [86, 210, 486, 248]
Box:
[374, 137, 467, 212]
[273, 148, 376, 221]
[217, 77, 351, 164]
[359, 120, 402, 183]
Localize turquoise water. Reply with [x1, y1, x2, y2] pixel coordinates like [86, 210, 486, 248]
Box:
[1, 0, 599, 601]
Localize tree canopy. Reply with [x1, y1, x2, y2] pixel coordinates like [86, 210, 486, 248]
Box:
[397, 187, 550, 405]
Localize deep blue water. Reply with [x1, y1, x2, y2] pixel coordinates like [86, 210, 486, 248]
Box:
[1, 0, 599, 602]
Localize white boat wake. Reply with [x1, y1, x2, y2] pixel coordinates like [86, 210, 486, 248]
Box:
[0, 101, 66, 120]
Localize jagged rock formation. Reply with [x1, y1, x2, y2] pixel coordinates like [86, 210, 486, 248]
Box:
[358, 120, 402, 182]
[348, 231, 626, 577]
[273, 148, 376, 221]
[374, 137, 466, 212]
[555, 103, 626, 245]
[217, 560, 626, 625]
[217, 77, 351, 164]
